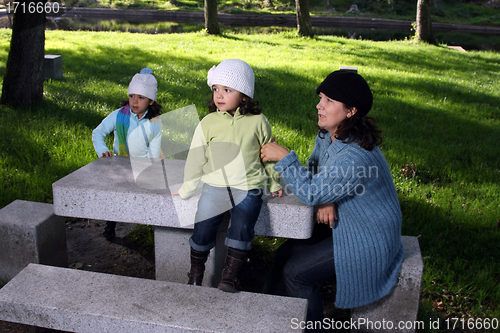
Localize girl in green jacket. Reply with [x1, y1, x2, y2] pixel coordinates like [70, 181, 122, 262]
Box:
[173, 59, 282, 292]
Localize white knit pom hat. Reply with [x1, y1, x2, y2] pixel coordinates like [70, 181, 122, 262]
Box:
[206, 59, 255, 99]
[128, 67, 158, 101]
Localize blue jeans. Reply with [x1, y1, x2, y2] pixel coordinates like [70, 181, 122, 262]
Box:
[190, 185, 263, 252]
[263, 224, 335, 332]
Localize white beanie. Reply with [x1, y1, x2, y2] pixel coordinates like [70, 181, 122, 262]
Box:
[128, 67, 157, 101]
[206, 59, 255, 99]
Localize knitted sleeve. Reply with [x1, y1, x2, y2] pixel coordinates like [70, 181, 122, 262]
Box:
[305, 136, 321, 174]
[274, 148, 363, 206]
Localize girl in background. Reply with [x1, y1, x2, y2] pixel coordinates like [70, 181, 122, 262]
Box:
[92, 67, 162, 239]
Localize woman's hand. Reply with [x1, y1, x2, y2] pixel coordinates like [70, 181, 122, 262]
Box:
[316, 203, 337, 228]
[260, 138, 290, 163]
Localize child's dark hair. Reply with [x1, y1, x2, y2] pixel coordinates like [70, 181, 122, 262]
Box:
[121, 98, 162, 119]
[319, 103, 382, 151]
[208, 93, 262, 115]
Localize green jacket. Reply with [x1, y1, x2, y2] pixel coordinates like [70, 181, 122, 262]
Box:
[179, 108, 281, 199]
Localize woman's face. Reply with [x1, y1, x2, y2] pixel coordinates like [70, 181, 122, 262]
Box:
[316, 92, 351, 136]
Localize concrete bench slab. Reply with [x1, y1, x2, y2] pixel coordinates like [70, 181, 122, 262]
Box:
[53, 157, 314, 287]
[0, 200, 67, 282]
[351, 236, 424, 333]
[0, 263, 307, 333]
[52, 156, 313, 239]
[44, 55, 63, 80]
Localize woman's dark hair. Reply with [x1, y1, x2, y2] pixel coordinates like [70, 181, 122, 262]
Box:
[121, 99, 162, 119]
[208, 93, 262, 115]
[318, 103, 382, 151]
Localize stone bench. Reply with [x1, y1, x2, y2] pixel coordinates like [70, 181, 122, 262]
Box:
[0, 263, 307, 333]
[44, 55, 63, 80]
[350, 236, 424, 333]
[0, 200, 67, 282]
[52, 156, 314, 286]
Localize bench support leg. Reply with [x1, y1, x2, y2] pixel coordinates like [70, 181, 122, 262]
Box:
[155, 225, 228, 287]
[0, 200, 67, 282]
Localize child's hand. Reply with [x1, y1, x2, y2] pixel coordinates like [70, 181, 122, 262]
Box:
[316, 203, 337, 228]
[271, 189, 283, 198]
[171, 189, 180, 196]
[101, 151, 113, 158]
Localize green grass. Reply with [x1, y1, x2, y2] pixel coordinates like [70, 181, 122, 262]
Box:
[0, 29, 499, 331]
[126, 225, 155, 255]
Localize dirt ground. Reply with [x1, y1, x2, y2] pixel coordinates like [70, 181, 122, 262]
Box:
[0, 219, 349, 332]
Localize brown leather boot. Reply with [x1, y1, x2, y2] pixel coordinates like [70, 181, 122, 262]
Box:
[187, 248, 210, 286]
[218, 247, 248, 293]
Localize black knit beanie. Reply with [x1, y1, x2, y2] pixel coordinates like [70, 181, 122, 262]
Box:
[316, 70, 373, 117]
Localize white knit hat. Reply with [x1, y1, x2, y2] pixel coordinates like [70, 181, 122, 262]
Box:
[206, 59, 255, 99]
[128, 67, 157, 101]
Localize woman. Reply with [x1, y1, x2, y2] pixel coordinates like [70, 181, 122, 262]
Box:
[260, 70, 404, 329]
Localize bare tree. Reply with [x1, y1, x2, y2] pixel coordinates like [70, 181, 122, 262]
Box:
[296, 0, 313, 37]
[205, 0, 220, 35]
[416, 0, 435, 44]
[1, 0, 47, 107]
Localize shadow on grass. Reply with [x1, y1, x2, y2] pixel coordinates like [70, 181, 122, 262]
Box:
[0, 100, 100, 207]
[371, 71, 499, 186]
[401, 197, 500, 329]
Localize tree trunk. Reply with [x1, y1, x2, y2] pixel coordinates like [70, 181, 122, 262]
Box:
[416, 0, 435, 44]
[1, 1, 46, 107]
[204, 0, 220, 35]
[296, 0, 314, 37]
[262, 0, 274, 8]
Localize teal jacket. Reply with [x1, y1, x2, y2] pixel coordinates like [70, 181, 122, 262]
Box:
[275, 135, 404, 309]
[92, 108, 161, 158]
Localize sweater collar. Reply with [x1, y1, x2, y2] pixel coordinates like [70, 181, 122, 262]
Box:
[320, 134, 348, 155]
[216, 107, 243, 119]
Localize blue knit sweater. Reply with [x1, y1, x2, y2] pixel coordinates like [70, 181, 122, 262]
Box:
[275, 135, 404, 309]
